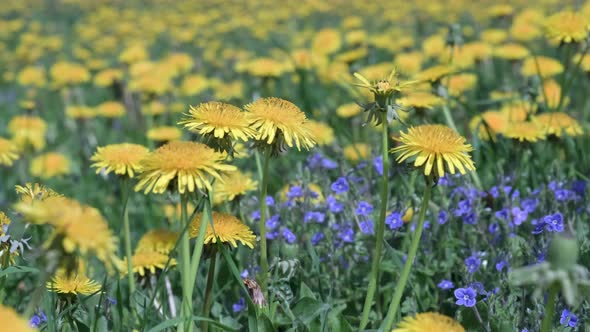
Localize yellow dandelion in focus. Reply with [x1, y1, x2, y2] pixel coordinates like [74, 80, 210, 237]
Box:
[91, 143, 149, 178]
[534, 112, 583, 137]
[392, 124, 475, 178]
[336, 103, 362, 118]
[398, 92, 444, 110]
[493, 43, 530, 61]
[213, 170, 258, 204]
[15, 182, 61, 204]
[97, 101, 126, 118]
[245, 97, 316, 151]
[30, 152, 71, 179]
[8, 115, 47, 151]
[0, 305, 36, 332]
[545, 11, 589, 44]
[134, 141, 236, 194]
[0, 138, 19, 166]
[147, 126, 182, 142]
[393, 312, 465, 332]
[306, 120, 335, 146]
[504, 121, 546, 142]
[48, 269, 101, 296]
[521, 56, 563, 78]
[189, 212, 256, 249]
[179, 101, 255, 142]
[121, 251, 175, 277]
[343, 143, 371, 162]
[135, 229, 179, 255]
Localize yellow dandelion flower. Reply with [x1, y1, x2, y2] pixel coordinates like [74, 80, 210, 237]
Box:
[334, 47, 368, 64]
[539, 80, 566, 109]
[493, 43, 530, 61]
[141, 101, 167, 116]
[180, 74, 209, 96]
[97, 101, 126, 118]
[336, 103, 362, 118]
[119, 44, 148, 64]
[135, 229, 179, 255]
[500, 101, 537, 122]
[469, 111, 508, 141]
[414, 65, 455, 83]
[488, 4, 514, 18]
[393, 312, 465, 332]
[50, 61, 90, 87]
[134, 141, 236, 194]
[343, 143, 371, 162]
[189, 212, 256, 249]
[0, 138, 19, 166]
[306, 120, 335, 146]
[213, 170, 258, 204]
[66, 105, 97, 120]
[312, 28, 342, 55]
[511, 23, 541, 42]
[447, 73, 477, 97]
[17, 66, 46, 87]
[398, 92, 444, 110]
[402, 207, 414, 223]
[47, 269, 101, 296]
[147, 126, 182, 142]
[545, 11, 589, 44]
[245, 97, 315, 151]
[392, 124, 475, 178]
[30, 152, 71, 179]
[394, 52, 424, 76]
[481, 29, 508, 45]
[8, 115, 47, 151]
[534, 112, 583, 137]
[91, 143, 149, 178]
[353, 68, 417, 98]
[521, 56, 563, 78]
[422, 34, 446, 59]
[245, 57, 288, 78]
[0, 305, 36, 332]
[121, 251, 175, 277]
[179, 101, 255, 142]
[504, 121, 546, 142]
[15, 183, 61, 204]
[212, 80, 244, 101]
[163, 201, 196, 222]
[94, 68, 123, 87]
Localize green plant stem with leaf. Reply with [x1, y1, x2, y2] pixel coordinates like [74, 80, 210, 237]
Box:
[178, 193, 193, 332]
[257, 147, 272, 300]
[359, 111, 390, 330]
[201, 253, 217, 332]
[381, 175, 432, 331]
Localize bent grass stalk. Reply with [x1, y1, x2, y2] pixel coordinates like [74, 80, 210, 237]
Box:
[359, 111, 390, 330]
[381, 176, 432, 331]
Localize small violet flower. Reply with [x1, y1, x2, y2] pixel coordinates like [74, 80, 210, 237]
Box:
[454, 287, 477, 307]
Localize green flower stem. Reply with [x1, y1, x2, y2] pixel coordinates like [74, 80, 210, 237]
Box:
[441, 104, 459, 132]
[359, 111, 390, 330]
[540, 283, 559, 332]
[121, 178, 135, 296]
[178, 193, 193, 332]
[188, 199, 211, 299]
[557, 44, 588, 113]
[200, 253, 217, 332]
[258, 146, 272, 299]
[381, 176, 432, 331]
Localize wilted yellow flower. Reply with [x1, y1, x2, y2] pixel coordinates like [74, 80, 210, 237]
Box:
[189, 212, 256, 249]
[392, 124, 475, 178]
[245, 97, 316, 151]
[134, 141, 236, 194]
[8, 115, 47, 151]
[30, 152, 71, 179]
[0, 138, 19, 166]
[91, 143, 149, 178]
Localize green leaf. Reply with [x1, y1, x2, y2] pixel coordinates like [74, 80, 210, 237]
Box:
[299, 281, 316, 300]
[292, 297, 329, 325]
[0, 265, 39, 278]
[146, 316, 238, 332]
[257, 313, 276, 332]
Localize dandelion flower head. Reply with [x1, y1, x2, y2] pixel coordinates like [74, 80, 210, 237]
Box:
[189, 212, 256, 249]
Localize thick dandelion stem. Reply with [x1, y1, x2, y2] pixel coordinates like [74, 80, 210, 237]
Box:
[201, 253, 217, 332]
[187, 199, 211, 301]
[540, 283, 559, 332]
[178, 193, 193, 332]
[359, 111, 390, 330]
[258, 146, 272, 299]
[121, 178, 135, 296]
[381, 176, 432, 331]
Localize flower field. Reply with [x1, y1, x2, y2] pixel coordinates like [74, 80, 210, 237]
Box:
[1, 0, 590, 331]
